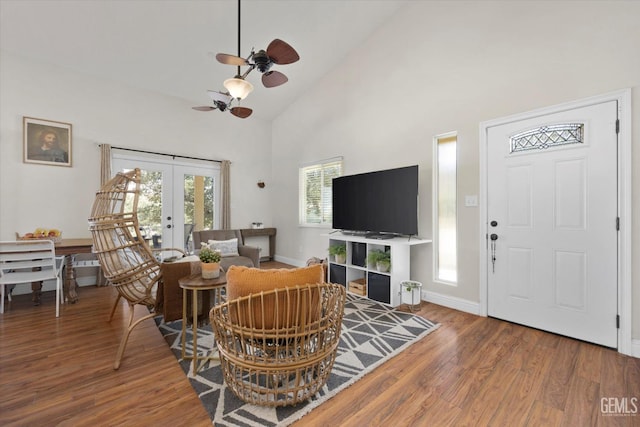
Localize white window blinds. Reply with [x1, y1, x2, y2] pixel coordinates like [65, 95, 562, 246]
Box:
[299, 157, 343, 226]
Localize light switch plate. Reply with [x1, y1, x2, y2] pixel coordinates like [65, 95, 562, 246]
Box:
[465, 195, 478, 207]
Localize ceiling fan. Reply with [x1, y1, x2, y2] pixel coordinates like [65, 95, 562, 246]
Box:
[191, 90, 252, 118]
[216, 0, 300, 90]
[216, 38, 300, 89]
[192, 0, 298, 118]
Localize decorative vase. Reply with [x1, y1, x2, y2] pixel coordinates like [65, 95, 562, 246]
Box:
[201, 262, 220, 279]
[376, 262, 390, 273]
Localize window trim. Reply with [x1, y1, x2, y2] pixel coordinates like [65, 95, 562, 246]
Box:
[298, 156, 343, 228]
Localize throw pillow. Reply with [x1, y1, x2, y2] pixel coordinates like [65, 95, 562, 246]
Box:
[207, 238, 239, 257]
[226, 264, 324, 300]
[225, 264, 325, 330]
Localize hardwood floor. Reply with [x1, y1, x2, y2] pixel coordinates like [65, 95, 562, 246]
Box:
[1, 265, 638, 426]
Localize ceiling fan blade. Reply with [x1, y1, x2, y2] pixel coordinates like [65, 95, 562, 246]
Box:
[216, 53, 248, 66]
[192, 106, 216, 111]
[262, 70, 288, 88]
[266, 39, 300, 65]
[207, 90, 232, 104]
[230, 107, 253, 119]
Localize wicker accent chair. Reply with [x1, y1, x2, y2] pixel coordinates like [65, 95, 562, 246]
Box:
[210, 276, 346, 407]
[88, 168, 184, 369]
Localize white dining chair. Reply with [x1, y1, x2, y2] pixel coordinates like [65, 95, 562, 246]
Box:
[0, 240, 66, 317]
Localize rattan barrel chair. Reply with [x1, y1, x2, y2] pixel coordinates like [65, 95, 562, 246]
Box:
[88, 168, 183, 370]
[209, 281, 346, 407]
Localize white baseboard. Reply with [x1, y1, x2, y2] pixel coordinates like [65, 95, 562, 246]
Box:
[420, 291, 640, 359]
[273, 255, 305, 267]
[421, 290, 482, 316]
[632, 339, 640, 358]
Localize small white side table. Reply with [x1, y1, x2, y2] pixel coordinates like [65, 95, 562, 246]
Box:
[400, 280, 422, 312]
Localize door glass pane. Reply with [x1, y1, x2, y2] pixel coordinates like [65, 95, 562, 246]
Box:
[120, 168, 163, 247]
[184, 174, 214, 252]
[137, 170, 163, 248]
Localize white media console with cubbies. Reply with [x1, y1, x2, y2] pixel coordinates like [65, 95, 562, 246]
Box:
[326, 234, 431, 307]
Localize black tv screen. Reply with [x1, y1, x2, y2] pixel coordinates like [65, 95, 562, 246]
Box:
[332, 165, 418, 236]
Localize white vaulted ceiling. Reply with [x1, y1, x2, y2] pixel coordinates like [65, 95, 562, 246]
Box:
[0, 0, 407, 121]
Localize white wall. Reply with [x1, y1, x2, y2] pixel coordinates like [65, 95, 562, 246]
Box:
[0, 52, 273, 240]
[271, 1, 640, 340]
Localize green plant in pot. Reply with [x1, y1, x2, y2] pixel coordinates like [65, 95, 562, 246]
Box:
[328, 244, 347, 264]
[367, 249, 391, 272]
[199, 242, 221, 279]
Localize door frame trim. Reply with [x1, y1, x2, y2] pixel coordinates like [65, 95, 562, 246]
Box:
[478, 88, 632, 355]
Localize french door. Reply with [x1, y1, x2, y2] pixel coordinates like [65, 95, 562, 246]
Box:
[112, 153, 220, 253]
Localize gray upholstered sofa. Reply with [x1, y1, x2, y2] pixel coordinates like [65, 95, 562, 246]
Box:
[192, 229, 260, 270]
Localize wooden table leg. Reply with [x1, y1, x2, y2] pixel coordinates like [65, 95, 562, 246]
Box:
[181, 287, 187, 360]
[192, 288, 199, 376]
[181, 287, 203, 376]
[65, 255, 78, 303]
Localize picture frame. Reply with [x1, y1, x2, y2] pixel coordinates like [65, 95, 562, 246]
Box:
[23, 117, 72, 167]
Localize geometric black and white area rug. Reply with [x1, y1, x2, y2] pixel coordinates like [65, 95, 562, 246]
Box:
[155, 293, 439, 427]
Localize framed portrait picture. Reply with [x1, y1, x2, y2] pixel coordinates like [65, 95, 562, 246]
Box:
[23, 117, 72, 167]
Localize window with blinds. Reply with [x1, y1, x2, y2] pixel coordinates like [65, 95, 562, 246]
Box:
[299, 157, 343, 226]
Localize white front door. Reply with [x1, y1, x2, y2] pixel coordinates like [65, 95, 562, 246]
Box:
[486, 100, 618, 348]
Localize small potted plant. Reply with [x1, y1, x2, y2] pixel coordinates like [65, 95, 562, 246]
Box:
[199, 242, 221, 279]
[366, 249, 382, 268]
[376, 251, 391, 272]
[367, 249, 391, 272]
[328, 244, 347, 264]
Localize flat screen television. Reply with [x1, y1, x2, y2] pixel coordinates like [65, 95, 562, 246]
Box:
[332, 165, 418, 237]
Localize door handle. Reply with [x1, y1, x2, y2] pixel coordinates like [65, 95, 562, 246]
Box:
[490, 234, 498, 272]
[166, 224, 172, 229]
[490, 220, 498, 227]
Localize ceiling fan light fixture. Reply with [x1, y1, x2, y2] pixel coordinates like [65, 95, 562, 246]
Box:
[224, 77, 253, 100]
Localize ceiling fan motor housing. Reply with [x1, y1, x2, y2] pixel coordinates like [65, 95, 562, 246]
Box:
[253, 50, 273, 73]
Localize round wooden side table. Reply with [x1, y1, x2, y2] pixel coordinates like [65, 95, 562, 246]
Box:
[178, 271, 226, 375]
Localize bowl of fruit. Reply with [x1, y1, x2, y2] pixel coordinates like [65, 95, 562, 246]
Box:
[16, 228, 62, 243]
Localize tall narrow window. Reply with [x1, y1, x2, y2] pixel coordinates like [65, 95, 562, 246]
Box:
[433, 133, 457, 283]
[299, 157, 343, 226]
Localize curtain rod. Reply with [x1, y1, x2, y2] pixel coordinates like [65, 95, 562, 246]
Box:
[100, 144, 223, 163]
